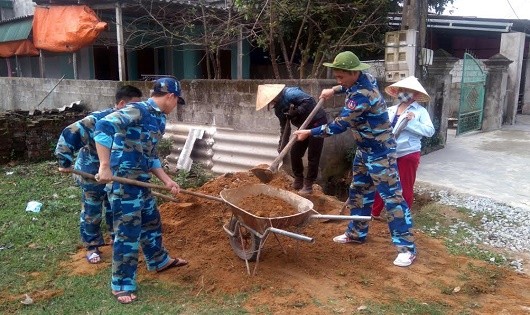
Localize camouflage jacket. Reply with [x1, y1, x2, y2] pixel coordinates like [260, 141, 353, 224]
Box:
[55, 108, 115, 174]
[94, 98, 165, 180]
[310, 73, 395, 155]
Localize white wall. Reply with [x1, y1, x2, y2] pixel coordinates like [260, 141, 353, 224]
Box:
[13, 0, 35, 17]
[500, 32, 526, 124]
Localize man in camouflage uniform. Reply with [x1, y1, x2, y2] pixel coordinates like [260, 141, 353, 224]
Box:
[56, 85, 143, 264]
[94, 77, 187, 304]
[294, 51, 416, 267]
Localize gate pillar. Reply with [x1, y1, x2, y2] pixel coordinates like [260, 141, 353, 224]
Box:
[425, 49, 458, 145]
[483, 54, 513, 131]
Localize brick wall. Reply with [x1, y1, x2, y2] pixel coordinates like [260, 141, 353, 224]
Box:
[0, 107, 88, 163]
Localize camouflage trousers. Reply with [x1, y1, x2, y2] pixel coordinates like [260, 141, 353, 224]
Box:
[108, 182, 171, 292]
[78, 180, 113, 250]
[346, 149, 416, 254]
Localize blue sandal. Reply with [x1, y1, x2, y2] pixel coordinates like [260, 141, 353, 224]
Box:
[156, 258, 188, 273]
[85, 249, 101, 264]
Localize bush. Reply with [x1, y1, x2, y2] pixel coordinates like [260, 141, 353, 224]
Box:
[174, 163, 215, 189]
[157, 137, 173, 158]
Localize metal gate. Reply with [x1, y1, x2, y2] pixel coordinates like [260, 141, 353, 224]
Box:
[458, 53, 486, 135]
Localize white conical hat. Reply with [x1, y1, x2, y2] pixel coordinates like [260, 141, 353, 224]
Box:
[385, 76, 431, 102]
[255, 84, 286, 110]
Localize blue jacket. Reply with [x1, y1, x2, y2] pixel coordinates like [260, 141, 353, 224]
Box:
[94, 98, 165, 180]
[273, 86, 327, 128]
[311, 73, 394, 155]
[387, 101, 435, 158]
[55, 108, 115, 175]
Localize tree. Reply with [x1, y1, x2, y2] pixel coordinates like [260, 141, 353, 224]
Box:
[235, 0, 396, 79]
[112, 0, 454, 79]
[234, 0, 453, 79]
[122, 0, 244, 79]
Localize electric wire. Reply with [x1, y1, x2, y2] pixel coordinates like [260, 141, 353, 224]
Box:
[505, 0, 520, 19]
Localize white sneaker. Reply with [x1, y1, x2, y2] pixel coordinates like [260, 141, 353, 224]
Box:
[332, 233, 363, 244]
[393, 251, 416, 267]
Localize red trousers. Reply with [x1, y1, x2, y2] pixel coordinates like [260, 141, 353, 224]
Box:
[372, 151, 421, 216]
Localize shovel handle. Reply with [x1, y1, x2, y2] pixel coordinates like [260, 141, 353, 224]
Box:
[269, 98, 325, 171]
[278, 117, 291, 152]
[69, 169, 223, 202]
[339, 198, 349, 215]
[151, 191, 180, 202]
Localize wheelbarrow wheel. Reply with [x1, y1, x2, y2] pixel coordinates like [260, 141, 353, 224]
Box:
[228, 217, 260, 262]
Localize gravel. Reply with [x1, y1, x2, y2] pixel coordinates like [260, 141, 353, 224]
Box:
[416, 187, 530, 274]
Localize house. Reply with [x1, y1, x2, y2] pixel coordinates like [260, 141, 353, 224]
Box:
[1, 1, 529, 117]
[390, 13, 530, 116]
[0, 0, 251, 80]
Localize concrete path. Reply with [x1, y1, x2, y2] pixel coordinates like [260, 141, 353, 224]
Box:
[416, 114, 530, 210]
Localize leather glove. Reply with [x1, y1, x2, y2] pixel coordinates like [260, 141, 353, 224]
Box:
[284, 104, 297, 118]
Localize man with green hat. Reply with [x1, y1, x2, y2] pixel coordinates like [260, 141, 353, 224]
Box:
[293, 51, 417, 267]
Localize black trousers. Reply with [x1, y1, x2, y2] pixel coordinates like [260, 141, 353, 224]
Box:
[290, 135, 324, 181]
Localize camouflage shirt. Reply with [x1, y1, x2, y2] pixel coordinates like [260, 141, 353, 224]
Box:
[94, 98, 165, 180]
[55, 108, 115, 174]
[310, 73, 395, 154]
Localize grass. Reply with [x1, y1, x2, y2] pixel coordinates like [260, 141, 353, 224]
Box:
[360, 299, 449, 315]
[0, 162, 519, 314]
[413, 198, 508, 266]
[0, 161, 242, 314]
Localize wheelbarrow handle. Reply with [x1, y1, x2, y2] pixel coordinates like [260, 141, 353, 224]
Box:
[70, 169, 223, 202]
[310, 214, 372, 221]
[267, 227, 314, 243]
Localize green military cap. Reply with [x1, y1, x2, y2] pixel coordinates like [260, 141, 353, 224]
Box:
[323, 51, 370, 71]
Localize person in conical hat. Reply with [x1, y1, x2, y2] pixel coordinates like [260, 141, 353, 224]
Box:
[372, 76, 435, 220]
[256, 84, 328, 194]
[293, 51, 417, 267]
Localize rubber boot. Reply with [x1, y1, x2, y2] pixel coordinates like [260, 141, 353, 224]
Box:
[298, 179, 314, 194]
[292, 177, 304, 190]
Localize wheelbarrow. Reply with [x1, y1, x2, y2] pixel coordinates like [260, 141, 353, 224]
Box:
[221, 184, 371, 275]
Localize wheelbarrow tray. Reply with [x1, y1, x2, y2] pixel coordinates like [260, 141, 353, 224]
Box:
[220, 184, 317, 235]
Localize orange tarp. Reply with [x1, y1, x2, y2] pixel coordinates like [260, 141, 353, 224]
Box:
[0, 39, 39, 58]
[32, 5, 107, 53]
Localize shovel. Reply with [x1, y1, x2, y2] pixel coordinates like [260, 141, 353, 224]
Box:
[278, 106, 294, 152]
[393, 117, 409, 138]
[69, 169, 223, 202]
[251, 98, 325, 183]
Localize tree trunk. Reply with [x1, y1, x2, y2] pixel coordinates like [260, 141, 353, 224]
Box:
[216, 47, 222, 79]
[269, 0, 281, 79]
[279, 35, 294, 79]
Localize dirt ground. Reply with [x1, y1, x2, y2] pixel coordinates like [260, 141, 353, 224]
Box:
[67, 171, 530, 314]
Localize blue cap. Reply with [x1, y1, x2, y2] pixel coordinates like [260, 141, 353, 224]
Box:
[153, 77, 185, 105]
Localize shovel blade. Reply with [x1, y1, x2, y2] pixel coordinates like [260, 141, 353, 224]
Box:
[250, 167, 274, 183]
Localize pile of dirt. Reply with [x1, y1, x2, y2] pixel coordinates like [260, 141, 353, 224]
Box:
[236, 193, 299, 217]
[68, 170, 530, 314]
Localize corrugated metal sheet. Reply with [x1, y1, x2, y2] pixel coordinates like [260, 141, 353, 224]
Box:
[0, 16, 33, 43]
[164, 123, 279, 175]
